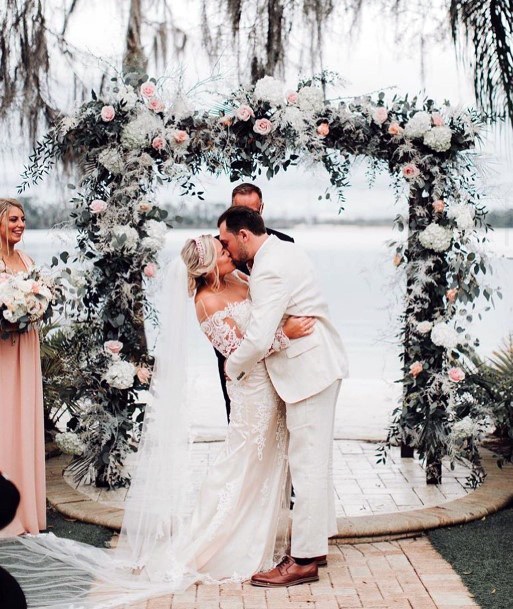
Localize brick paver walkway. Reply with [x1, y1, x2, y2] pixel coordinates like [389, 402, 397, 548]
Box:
[123, 538, 478, 609]
[73, 441, 472, 517]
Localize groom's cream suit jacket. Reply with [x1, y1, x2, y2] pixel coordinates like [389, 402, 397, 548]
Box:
[226, 235, 348, 404]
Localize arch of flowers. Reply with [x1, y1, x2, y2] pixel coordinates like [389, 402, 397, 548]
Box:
[22, 71, 494, 489]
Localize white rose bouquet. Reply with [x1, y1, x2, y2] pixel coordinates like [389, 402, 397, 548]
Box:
[0, 268, 60, 338]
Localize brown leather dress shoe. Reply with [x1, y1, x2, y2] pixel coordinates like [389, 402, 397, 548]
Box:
[313, 555, 327, 567]
[250, 556, 319, 587]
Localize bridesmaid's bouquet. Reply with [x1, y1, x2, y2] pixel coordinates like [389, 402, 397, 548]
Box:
[0, 268, 60, 338]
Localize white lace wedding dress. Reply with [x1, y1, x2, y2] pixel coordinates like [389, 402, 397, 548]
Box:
[0, 293, 291, 608]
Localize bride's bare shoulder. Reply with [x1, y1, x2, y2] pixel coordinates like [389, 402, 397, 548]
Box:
[194, 289, 227, 321]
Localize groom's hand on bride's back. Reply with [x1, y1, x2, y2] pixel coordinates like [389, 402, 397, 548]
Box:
[283, 316, 316, 339]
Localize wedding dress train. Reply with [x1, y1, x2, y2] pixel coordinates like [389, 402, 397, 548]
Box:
[0, 264, 291, 608]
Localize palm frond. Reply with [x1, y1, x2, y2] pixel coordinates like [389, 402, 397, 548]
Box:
[450, 0, 513, 124]
[488, 333, 513, 376]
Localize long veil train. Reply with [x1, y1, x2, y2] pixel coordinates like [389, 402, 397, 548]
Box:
[0, 258, 211, 608]
[0, 255, 292, 608]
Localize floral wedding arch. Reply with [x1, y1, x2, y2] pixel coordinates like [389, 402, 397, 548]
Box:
[22, 71, 494, 488]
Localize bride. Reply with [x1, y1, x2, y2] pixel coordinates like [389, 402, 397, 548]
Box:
[0, 234, 315, 608]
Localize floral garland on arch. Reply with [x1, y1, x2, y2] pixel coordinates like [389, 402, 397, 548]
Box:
[20, 71, 497, 488]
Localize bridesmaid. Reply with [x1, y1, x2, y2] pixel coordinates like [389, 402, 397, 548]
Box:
[0, 197, 46, 536]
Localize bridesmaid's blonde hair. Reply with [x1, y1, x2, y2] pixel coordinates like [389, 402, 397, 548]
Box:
[181, 234, 219, 296]
[0, 198, 25, 256]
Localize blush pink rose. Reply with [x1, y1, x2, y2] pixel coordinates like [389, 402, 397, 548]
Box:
[409, 361, 424, 378]
[100, 105, 115, 122]
[140, 82, 157, 98]
[253, 118, 273, 135]
[402, 163, 420, 180]
[148, 97, 165, 112]
[373, 107, 388, 125]
[393, 253, 402, 267]
[89, 199, 107, 214]
[286, 90, 298, 104]
[432, 199, 445, 213]
[137, 201, 153, 213]
[143, 263, 157, 278]
[236, 105, 254, 121]
[388, 122, 404, 136]
[446, 288, 458, 303]
[136, 366, 151, 384]
[316, 122, 330, 137]
[431, 199, 445, 214]
[31, 281, 41, 294]
[152, 136, 166, 150]
[104, 340, 123, 355]
[448, 367, 465, 382]
[219, 115, 233, 127]
[173, 130, 189, 144]
[432, 112, 444, 127]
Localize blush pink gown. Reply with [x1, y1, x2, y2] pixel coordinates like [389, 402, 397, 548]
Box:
[0, 250, 46, 536]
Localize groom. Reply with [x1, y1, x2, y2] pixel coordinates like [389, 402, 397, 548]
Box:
[218, 206, 348, 587]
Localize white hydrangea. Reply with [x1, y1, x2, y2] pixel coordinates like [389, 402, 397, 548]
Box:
[108, 225, 140, 253]
[404, 111, 432, 138]
[280, 106, 305, 132]
[418, 223, 452, 252]
[297, 86, 324, 113]
[423, 126, 453, 152]
[430, 322, 461, 350]
[253, 75, 285, 107]
[447, 204, 475, 231]
[116, 85, 139, 109]
[121, 111, 162, 150]
[98, 148, 124, 174]
[416, 321, 433, 334]
[450, 416, 480, 443]
[141, 219, 168, 251]
[104, 359, 136, 389]
[55, 431, 85, 456]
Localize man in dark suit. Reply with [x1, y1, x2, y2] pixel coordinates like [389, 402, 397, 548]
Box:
[216, 183, 294, 421]
[0, 473, 28, 609]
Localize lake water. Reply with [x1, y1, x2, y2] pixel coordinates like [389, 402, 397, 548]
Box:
[22, 226, 513, 439]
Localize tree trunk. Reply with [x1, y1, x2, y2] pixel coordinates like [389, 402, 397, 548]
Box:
[123, 0, 147, 74]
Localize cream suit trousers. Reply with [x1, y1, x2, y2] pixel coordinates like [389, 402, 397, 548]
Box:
[286, 379, 341, 558]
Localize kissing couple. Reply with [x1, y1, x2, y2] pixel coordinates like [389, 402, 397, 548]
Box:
[0, 200, 348, 608]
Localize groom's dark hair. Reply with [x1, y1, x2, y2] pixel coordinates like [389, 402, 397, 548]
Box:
[218, 206, 266, 236]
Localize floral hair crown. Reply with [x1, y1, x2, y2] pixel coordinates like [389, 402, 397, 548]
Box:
[193, 236, 206, 266]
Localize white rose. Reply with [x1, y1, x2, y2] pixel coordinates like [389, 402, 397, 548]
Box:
[416, 321, 433, 334]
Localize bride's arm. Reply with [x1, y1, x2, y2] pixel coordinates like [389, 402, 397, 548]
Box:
[196, 296, 310, 360]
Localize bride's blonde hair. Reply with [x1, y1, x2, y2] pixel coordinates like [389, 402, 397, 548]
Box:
[0, 198, 25, 256]
[181, 234, 219, 296]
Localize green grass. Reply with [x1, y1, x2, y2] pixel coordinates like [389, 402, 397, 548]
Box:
[428, 505, 513, 609]
[44, 504, 114, 548]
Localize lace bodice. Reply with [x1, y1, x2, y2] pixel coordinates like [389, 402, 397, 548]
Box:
[200, 299, 288, 359]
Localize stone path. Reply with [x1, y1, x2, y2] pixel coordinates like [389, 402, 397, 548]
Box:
[46, 441, 513, 609]
[123, 538, 478, 609]
[66, 441, 472, 516]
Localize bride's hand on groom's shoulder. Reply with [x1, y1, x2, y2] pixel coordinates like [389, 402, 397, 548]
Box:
[283, 316, 316, 340]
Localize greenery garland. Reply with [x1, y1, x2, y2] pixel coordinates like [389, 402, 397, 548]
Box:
[20, 70, 496, 488]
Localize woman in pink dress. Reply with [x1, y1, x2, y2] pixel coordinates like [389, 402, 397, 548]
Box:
[0, 197, 46, 536]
